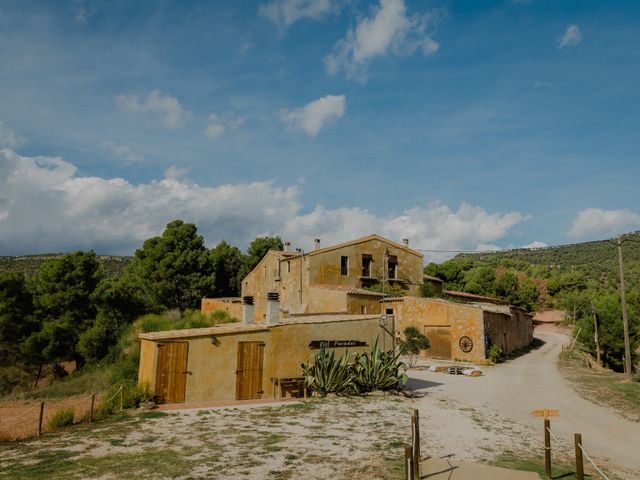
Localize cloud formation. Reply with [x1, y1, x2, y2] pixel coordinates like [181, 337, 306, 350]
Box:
[569, 208, 640, 238]
[0, 149, 528, 260]
[325, 0, 442, 82]
[280, 95, 346, 137]
[115, 90, 191, 129]
[0, 121, 22, 148]
[259, 0, 334, 28]
[205, 114, 245, 141]
[102, 141, 145, 163]
[558, 24, 582, 49]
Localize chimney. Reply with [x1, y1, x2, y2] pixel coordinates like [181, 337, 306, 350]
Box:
[266, 292, 280, 325]
[402, 238, 409, 247]
[242, 296, 254, 325]
[284, 241, 291, 252]
[314, 238, 321, 250]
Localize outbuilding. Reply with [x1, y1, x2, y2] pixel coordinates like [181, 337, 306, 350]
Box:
[138, 298, 389, 404]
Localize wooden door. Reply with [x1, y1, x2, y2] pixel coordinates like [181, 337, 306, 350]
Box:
[236, 341, 265, 400]
[424, 326, 452, 359]
[155, 342, 189, 404]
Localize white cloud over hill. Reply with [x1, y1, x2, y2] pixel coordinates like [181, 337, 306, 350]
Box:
[0, 148, 528, 260]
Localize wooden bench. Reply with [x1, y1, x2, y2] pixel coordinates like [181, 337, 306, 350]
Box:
[271, 377, 307, 401]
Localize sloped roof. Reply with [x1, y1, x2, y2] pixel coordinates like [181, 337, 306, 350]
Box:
[307, 234, 423, 258]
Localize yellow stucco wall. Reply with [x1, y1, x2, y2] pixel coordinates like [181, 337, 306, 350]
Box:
[239, 236, 425, 321]
[138, 317, 387, 403]
[384, 297, 487, 362]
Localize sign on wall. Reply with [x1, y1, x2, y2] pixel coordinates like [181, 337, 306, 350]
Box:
[308, 340, 368, 349]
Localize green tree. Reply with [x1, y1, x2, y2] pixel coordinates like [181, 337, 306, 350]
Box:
[399, 326, 430, 367]
[463, 266, 496, 296]
[27, 251, 103, 368]
[0, 272, 38, 365]
[210, 240, 244, 297]
[237, 236, 283, 282]
[122, 220, 215, 311]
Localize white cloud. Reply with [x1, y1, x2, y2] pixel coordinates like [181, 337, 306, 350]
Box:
[115, 90, 190, 129]
[284, 202, 528, 262]
[558, 24, 582, 49]
[521, 241, 548, 249]
[259, 0, 334, 28]
[102, 141, 145, 163]
[325, 0, 443, 82]
[0, 121, 22, 148]
[280, 94, 345, 137]
[205, 114, 245, 141]
[569, 208, 640, 238]
[0, 149, 528, 259]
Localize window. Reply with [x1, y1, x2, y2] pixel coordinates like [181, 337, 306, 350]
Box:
[287, 261, 291, 273]
[263, 266, 267, 277]
[361, 254, 372, 277]
[340, 256, 349, 276]
[388, 255, 398, 279]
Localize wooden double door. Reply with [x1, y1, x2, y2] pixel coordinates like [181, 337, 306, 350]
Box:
[236, 341, 265, 400]
[155, 342, 189, 404]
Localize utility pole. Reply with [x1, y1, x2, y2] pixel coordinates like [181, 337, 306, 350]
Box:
[616, 236, 633, 379]
[590, 301, 601, 367]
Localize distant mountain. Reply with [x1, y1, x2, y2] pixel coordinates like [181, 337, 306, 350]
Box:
[0, 254, 133, 279]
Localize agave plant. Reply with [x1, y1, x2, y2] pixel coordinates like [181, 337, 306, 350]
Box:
[301, 347, 357, 397]
[352, 338, 408, 393]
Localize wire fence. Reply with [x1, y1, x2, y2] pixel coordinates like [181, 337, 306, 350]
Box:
[0, 386, 124, 441]
[543, 422, 610, 480]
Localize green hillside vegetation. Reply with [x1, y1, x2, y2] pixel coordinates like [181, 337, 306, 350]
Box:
[0, 255, 133, 279]
[0, 219, 280, 398]
[425, 231, 640, 371]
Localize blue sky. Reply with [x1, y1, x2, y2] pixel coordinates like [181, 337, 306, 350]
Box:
[0, 0, 639, 259]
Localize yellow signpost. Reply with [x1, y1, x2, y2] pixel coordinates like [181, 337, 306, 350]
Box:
[530, 409, 560, 419]
[530, 409, 559, 478]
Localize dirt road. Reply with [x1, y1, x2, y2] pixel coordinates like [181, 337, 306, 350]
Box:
[409, 331, 640, 479]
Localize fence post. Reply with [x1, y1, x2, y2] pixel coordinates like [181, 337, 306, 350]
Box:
[404, 444, 413, 480]
[544, 418, 551, 478]
[119, 385, 124, 411]
[37, 401, 44, 436]
[574, 433, 584, 480]
[413, 409, 420, 478]
[90, 394, 95, 422]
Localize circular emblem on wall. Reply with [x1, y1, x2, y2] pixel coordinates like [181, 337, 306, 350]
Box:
[459, 336, 473, 353]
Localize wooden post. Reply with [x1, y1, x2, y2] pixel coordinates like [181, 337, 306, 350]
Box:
[119, 385, 124, 411]
[90, 394, 95, 422]
[404, 444, 413, 480]
[544, 418, 551, 478]
[413, 409, 420, 478]
[574, 433, 584, 480]
[37, 401, 44, 437]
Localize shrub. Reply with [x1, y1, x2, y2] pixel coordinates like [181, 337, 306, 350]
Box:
[353, 339, 408, 393]
[47, 408, 75, 430]
[99, 380, 154, 417]
[399, 327, 430, 368]
[487, 344, 504, 364]
[301, 348, 356, 396]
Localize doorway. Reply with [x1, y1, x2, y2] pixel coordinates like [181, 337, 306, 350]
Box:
[155, 342, 189, 404]
[236, 341, 265, 400]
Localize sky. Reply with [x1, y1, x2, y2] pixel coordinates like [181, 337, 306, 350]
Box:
[1, 0, 639, 261]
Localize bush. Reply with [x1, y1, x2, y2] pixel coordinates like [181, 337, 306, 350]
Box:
[399, 327, 430, 368]
[353, 339, 408, 393]
[98, 381, 154, 417]
[487, 344, 504, 363]
[47, 408, 75, 430]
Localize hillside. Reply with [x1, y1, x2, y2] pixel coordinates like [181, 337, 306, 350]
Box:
[0, 254, 133, 279]
[425, 231, 640, 311]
